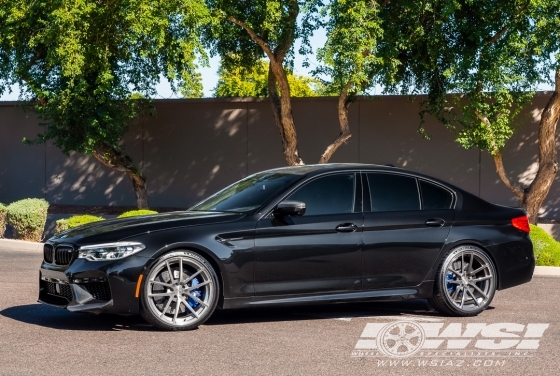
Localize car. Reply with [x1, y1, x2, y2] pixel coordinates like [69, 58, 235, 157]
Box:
[39, 163, 535, 330]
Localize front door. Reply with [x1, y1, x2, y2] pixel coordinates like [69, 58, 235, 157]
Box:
[254, 173, 363, 296]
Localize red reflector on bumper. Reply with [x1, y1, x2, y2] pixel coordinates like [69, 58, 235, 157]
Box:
[512, 216, 530, 233]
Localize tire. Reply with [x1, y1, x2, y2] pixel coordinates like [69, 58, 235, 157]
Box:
[429, 245, 497, 317]
[140, 250, 219, 331]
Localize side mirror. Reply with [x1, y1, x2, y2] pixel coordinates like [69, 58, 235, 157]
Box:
[273, 200, 306, 217]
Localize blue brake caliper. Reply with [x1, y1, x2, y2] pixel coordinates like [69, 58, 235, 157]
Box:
[187, 277, 202, 308]
[446, 272, 455, 292]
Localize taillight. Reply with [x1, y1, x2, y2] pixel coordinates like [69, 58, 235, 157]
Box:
[512, 216, 530, 233]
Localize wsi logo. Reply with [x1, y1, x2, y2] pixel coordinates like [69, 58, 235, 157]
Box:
[353, 321, 549, 358]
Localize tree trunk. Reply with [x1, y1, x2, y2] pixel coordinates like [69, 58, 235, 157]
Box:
[493, 66, 560, 224]
[267, 62, 304, 165]
[319, 81, 354, 163]
[92, 144, 149, 209]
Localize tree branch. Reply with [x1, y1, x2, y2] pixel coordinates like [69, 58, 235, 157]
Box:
[493, 151, 525, 199]
[227, 16, 275, 61]
[487, 2, 529, 45]
[274, 0, 299, 63]
[319, 81, 353, 163]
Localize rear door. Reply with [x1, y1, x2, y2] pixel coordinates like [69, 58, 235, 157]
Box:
[362, 172, 454, 289]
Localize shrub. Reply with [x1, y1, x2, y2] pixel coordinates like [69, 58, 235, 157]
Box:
[530, 224, 560, 267]
[6, 198, 49, 242]
[0, 203, 7, 238]
[54, 215, 104, 235]
[117, 209, 158, 218]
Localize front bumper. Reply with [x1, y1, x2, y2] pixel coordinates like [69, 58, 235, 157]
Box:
[39, 252, 148, 315]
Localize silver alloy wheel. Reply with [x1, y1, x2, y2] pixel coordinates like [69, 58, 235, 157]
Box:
[441, 246, 496, 313]
[144, 254, 216, 327]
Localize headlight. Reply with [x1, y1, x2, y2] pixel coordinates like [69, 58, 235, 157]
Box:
[78, 242, 146, 261]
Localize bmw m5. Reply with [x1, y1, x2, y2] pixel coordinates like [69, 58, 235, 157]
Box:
[39, 164, 535, 330]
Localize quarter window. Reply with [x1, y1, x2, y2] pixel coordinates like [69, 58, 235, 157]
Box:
[286, 174, 355, 216]
[367, 173, 420, 212]
[419, 180, 453, 210]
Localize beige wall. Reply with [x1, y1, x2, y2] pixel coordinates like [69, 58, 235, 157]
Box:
[0, 94, 558, 217]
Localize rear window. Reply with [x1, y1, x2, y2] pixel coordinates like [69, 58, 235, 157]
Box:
[419, 180, 453, 210]
[367, 173, 420, 212]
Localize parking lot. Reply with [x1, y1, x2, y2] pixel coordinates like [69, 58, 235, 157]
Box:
[1, 248, 558, 376]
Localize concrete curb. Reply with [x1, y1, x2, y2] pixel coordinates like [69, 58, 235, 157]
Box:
[1, 238, 559, 277]
[0, 238, 43, 252]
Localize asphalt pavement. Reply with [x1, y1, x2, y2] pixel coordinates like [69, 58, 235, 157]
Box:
[0, 248, 558, 376]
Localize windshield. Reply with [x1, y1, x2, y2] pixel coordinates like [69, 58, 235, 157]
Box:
[190, 172, 303, 213]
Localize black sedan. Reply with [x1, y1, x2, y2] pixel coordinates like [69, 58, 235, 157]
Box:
[39, 164, 535, 330]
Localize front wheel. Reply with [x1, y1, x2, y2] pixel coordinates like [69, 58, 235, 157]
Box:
[140, 250, 219, 331]
[429, 245, 497, 316]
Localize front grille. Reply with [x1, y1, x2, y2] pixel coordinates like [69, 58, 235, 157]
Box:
[81, 282, 112, 301]
[44, 244, 53, 263]
[44, 245, 75, 266]
[46, 281, 73, 301]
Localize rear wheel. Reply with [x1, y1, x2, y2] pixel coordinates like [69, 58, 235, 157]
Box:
[429, 245, 496, 316]
[140, 250, 219, 331]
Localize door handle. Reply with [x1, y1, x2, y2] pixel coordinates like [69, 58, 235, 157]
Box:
[336, 223, 358, 233]
[425, 218, 445, 227]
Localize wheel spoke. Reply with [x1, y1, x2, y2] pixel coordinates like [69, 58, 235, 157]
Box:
[184, 292, 208, 307]
[179, 258, 183, 283]
[188, 280, 210, 290]
[466, 253, 473, 274]
[166, 260, 176, 284]
[150, 280, 173, 288]
[466, 289, 480, 307]
[184, 269, 202, 284]
[173, 298, 180, 323]
[149, 292, 174, 297]
[182, 298, 200, 319]
[460, 288, 466, 309]
[471, 275, 493, 283]
[469, 264, 488, 275]
[159, 297, 173, 318]
[447, 267, 462, 278]
[461, 253, 465, 273]
[469, 282, 489, 299]
[451, 286, 461, 301]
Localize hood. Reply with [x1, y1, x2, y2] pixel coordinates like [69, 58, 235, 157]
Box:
[49, 211, 244, 245]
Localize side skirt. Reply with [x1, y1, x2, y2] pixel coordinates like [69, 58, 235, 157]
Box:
[222, 280, 434, 309]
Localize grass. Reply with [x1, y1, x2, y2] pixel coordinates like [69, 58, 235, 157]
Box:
[531, 224, 560, 266]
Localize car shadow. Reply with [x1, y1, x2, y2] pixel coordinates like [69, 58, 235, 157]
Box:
[0, 299, 448, 332]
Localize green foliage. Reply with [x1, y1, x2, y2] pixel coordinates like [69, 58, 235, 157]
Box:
[205, 0, 322, 72]
[1, 0, 209, 157]
[530, 225, 560, 267]
[0, 203, 7, 238]
[6, 198, 49, 242]
[381, 0, 560, 152]
[315, 0, 386, 96]
[54, 215, 104, 235]
[214, 60, 322, 97]
[117, 210, 158, 219]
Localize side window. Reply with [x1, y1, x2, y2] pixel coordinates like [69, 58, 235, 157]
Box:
[367, 173, 420, 212]
[286, 174, 355, 216]
[419, 180, 453, 210]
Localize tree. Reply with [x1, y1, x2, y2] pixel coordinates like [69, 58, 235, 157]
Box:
[383, 0, 560, 223]
[314, 0, 388, 163]
[206, 0, 325, 165]
[0, 0, 209, 208]
[214, 59, 322, 97]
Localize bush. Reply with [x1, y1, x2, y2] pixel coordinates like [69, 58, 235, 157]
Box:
[117, 209, 158, 218]
[6, 198, 49, 242]
[530, 224, 560, 267]
[54, 215, 104, 235]
[0, 203, 7, 238]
